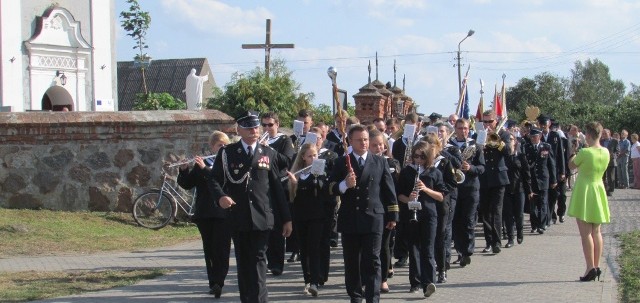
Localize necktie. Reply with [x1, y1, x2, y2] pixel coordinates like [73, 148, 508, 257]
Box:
[358, 157, 364, 169]
[247, 145, 253, 159]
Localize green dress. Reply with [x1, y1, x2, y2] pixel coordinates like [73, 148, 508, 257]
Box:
[567, 147, 610, 224]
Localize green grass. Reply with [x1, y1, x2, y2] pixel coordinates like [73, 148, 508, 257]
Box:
[0, 269, 168, 302]
[0, 209, 199, 256]
[618, 231, 640, 303]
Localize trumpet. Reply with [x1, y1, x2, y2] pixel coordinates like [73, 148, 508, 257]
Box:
[408, 166, 423, 223]
[168, 154, 216, 168]
[280, 165, 313, 182]
[258, 131, 270, 145]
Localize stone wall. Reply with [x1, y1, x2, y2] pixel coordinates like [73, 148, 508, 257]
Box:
[0, 110, 235, 211]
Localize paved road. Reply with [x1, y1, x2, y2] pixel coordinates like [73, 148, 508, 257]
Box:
[4, 189, 638, 302]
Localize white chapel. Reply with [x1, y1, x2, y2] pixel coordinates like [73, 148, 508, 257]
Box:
[0, 0, 117, 112]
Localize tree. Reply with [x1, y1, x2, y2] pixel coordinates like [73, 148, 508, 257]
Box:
[506, 72, 568, 123]
[120, 0, 151, 94]
[133, 93, 186, 110]
[206, 58, 314, 127]
[569, 59, 625, 105]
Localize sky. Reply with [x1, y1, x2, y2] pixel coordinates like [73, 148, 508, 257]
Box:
[115, 0, 640, 119]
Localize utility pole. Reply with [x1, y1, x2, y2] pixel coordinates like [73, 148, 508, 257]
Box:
[457, 29, 475, 97]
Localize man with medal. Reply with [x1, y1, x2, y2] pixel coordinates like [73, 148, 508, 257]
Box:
[209, 110, 292, 303]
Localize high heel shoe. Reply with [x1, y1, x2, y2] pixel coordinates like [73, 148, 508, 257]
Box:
[579, 268, 597, 282]
[596, 267, 602, 281]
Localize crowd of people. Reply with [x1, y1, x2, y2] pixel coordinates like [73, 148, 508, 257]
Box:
[176, 107, 629, 303]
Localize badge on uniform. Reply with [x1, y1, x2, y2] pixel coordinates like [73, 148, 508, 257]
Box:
[258, 156, 270, 169]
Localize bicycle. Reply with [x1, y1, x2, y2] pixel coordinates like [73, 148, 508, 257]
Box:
[132, 168, 196, 229]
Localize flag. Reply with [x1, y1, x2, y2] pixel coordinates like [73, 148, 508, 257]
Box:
[494, 84, 503, 117]
[456, 79, 470, 119]
[500, 80, 507, 118]
[475, 93, 484, 122]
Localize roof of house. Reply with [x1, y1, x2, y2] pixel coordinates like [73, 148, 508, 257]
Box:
[117, 58, 215, 111]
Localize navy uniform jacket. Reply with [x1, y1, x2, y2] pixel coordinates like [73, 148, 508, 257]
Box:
[505, 152, 532, 195]
[523, 142, 557, 192]
[480, 140, 511, 188]
[209, 141, 291, 231]
[391, 137, 421, 167]
[448, 137, 485, 190]
[177, 159, 228, 220]
[291, 174, 331, 221]
[329, 154, 399, 234]
[541, 130, 566, 177]
[268, 134, 295, 177]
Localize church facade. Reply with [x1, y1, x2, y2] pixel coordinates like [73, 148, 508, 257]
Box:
[0, 1, 117, 112]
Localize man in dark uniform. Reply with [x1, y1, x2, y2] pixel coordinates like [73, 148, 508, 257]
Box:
[209, 110, 292, 303]
[538, 115, 564, 226]
[260, 112, 295, 276]
[523, 128, 557, 234]
[551, 121, 570, 222]
[478, 111, 511, 254]
[329, 124, 399, 303]
[601, 129, 619, 196]
[449, 118, 485, 267]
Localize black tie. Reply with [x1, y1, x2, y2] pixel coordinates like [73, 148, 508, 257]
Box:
[358, 157, 364, 169]
[247, 145, 253, 159]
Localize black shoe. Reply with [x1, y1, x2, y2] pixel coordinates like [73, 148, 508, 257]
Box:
[445, 262, 451, 270]
[538, 228, 544, 234]
[409, 286, 421, 293]
[531, 228, 537, 233]
[423, 283, 436, 297]
[209, 284, 222, 298]
[394, 257, 408, 268]
[492, 245, 501, 253]
[460, 255, 471, 267]
[452, 255, 462, 264]
[437, 271, 447, 283]
[329, 239, 338, 247]
[559, 216, 565, 223]
[482, 245, 492, 253]
[552, 218, 557, 224]
[580, 268, 597, 282]
[505, 240, 514, 248]
[387, 270, 394, 278]
[287, 253, 299, 263]
[271, 268, 283, 276]
[517, 236, 523, 244]
[596, 267, 602, 281]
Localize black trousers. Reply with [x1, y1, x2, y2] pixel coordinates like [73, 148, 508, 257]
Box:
[435, 196, 450, 272]
[296, 218, 325, 285]
[555, 180, 568, 218]
[266, 226, 285, 272]
[380, 226, 393, 283]
[195, 218, 231, 288]
[232, 230, 270, 303]
[319, 214, 333, 283]
[342, 232, 382, 303]
[530, 190, 549, 230]
[393, 209, 410, 261]
[445, 190, 457, 265]
[503, 191, 525, 240]
[407, 205, 437, 288]
[480, 186, 506, 248]
[604, 165, 616, 193]
[453, 187, 479, 256]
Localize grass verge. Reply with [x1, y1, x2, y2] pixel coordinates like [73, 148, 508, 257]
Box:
[618, 230, 640, 303]
[0, 209, 199, 257]
[0, 268, 168, 302]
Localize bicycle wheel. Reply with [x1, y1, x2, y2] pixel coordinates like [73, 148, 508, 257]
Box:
[132, 191, 176, 229]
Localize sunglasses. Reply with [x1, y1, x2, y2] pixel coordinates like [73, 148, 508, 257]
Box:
[261, 123, 275, 127]
[482, 120, 495, 123]
[412, 154, 427, 160]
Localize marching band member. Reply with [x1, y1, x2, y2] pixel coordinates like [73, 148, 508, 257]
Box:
[328, 124, 398, 303]
[523, 128, 557, 234]
[503, 131, 532, 247]
[324, 110, 350, 248]
[538, 115, 565, 227]
[449, 118, 485, 268]
[209, 110, 292, 303]
[177, 131, 230, 298]
[396, 140, 446, 298]
[286, 143, 331, 297]
[260, 112, 295, 276]
[478, 110, 511, 254]
[369, 129, 401, 293]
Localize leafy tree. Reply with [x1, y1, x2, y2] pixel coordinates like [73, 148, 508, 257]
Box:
[206, 58, 314, 127]
[311, 103, 356, 125]
[133, 93, 186, 110]
[569, 59, 625, 105]
[506, 72, 568, 123]
[120, 0, 151, 94]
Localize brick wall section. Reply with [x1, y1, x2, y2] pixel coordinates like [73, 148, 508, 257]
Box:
[0, 110, 235, 211]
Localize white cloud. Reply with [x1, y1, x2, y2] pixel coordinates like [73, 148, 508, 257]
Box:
[160, 0, 272, 36]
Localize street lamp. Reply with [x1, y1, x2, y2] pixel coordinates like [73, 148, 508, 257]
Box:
[457, 29, 475, 97]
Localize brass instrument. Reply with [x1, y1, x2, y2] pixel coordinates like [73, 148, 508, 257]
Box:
[168, 154, 216, 168]
[408, 165, 422, 223]
[485, 132, 505, 150]
[391, 120, 406, 141]
[258, 131, 270, 145]
[455, 143, 477, 184]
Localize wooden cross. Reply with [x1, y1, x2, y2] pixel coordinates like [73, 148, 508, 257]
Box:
[242, 19, 294, 78]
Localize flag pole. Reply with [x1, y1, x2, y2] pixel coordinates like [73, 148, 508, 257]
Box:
[455, 65, 471, 115]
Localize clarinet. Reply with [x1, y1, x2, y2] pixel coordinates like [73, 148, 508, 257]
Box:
[408, 166, 423, 223]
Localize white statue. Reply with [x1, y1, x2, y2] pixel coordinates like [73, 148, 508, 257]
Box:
[184, 68, 209, 110]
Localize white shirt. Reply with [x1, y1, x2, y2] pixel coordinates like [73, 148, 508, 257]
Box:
[631, 142, 640, 159]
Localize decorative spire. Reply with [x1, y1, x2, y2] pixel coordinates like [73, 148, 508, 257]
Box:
[368, 60, 372, 84]
[375, 52, 379, 80]
[403, 74, 406, 92]
[393, 59, 397, 87]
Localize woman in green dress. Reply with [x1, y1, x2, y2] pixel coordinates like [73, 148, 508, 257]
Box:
[567, 122, 610, 282]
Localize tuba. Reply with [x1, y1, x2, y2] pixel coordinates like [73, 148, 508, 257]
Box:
[455, 143, 477, 184]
